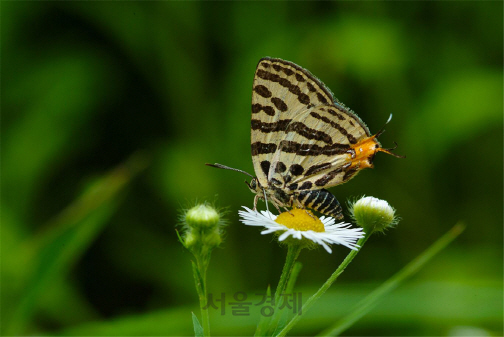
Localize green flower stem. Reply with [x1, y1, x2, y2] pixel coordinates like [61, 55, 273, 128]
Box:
[256, 243, 302, 336]
[192, 259, 211, 336]
[319, 223, 465, 336]
[275, 244, 303, 305]
[276, 233, 372, 337]
[180, 203, 224, 336]
[269, 244, 303, 333]
[285, 262, 303, 295]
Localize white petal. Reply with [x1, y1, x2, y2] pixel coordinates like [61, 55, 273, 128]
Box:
[238, 206, 364, 254]
[320, 241, 332, 253]
[261, 228, 279, 235]
[278, 230, 291, 241]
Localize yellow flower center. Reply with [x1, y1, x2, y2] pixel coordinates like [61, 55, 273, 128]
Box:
[275, 208, 325, 232]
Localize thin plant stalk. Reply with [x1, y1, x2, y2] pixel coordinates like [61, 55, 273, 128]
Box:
[255, 243, 302, 336]
[274, 244, 303, 305]
[285, 262, 303, 295]
[192, 259, 211, 336]
[319, 223, 465, 336]
[276, 233, 372, 337]
[180, 203, 224, 336]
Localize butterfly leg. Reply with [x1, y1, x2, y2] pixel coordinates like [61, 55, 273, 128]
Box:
[268, 195, 285, 214]
[272, 202, 283, 214]
[291, 194, 304, 209]
[288, 194, 316, 219]
[253, 194, 261, 212]
[281, 206, 294, 216]
[299, 205, 317, 220]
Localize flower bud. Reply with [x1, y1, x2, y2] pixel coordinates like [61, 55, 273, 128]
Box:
[185, 204, 220, 230]
[182, 231, 198, 250]
[350, 196, 398, 233]
[202, 228, 222, 247]
[179, 203, 225, 258]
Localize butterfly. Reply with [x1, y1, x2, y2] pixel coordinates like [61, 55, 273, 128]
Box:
[207, 57, 402, 220]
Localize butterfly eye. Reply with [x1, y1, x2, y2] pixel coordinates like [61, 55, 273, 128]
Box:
[247, 178, 258, 191]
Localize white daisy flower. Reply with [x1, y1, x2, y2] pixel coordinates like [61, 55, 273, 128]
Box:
[238, 207, 365, 253]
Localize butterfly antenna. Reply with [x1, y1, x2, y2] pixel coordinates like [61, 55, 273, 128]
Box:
[374, 113, 393, 138]
[205, 163, 255, 178]
[372, 115, 405, 158]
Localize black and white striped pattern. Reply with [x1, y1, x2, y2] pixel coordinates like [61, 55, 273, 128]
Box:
[246, 57, 389, 219]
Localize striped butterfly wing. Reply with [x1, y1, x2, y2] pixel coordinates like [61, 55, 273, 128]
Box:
[273, 105, 372, 191]
[251, 57, 372, 191]
[251, 57, 336, 187]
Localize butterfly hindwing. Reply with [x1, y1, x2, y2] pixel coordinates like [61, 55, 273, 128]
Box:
[267, 105, 372, 191]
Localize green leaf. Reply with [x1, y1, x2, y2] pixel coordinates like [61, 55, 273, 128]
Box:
[254, 285, 272, 336]
[3, 155, 147, 336]
[192, 312, 204, 337]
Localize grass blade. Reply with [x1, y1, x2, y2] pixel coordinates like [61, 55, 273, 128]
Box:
[192, 312, 205, 337]
[4, 155, 147, 335]
[319, 222, 466, 336]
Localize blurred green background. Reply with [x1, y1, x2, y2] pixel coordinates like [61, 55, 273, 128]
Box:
[2, 2, 502, 336]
